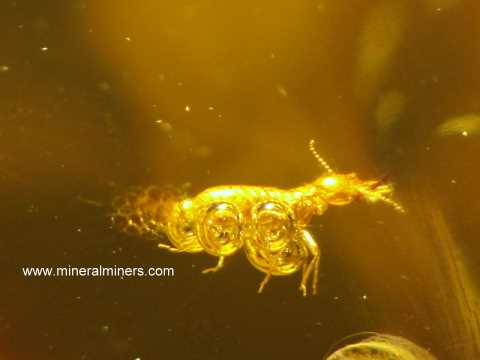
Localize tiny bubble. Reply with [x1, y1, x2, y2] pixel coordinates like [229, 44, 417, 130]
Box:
[185, 105, 191, 112]
[0, 65, 10, 73]
[156, 120, 172, 133]
[40, 46, 49, 52]
[26, 204, 39, 213]
[75, 1, 87, 10]
[194, 145, 212, 159]
[100, 325, 110, 333]
[97, 82, 111, 92]
[277, 86, 288, 97]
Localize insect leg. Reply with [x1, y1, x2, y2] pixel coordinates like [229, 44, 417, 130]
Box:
[158, 243, 184, 253]
[201, 256, 225, 274]
[299, 230, 320, 296]
[299, 263, 308, 297]
[257, 273, 272, 294]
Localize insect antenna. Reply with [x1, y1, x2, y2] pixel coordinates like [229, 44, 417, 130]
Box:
[377, 194, 406, 213]
[355, 181, 406, 213]
[309, 139, 333, 174]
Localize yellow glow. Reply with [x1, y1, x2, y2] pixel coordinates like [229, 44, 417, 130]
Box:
[181, 199, 193, 209]
[322, 177, 337, 187]
[211, 189, 235, 198]
[215, 202, 229, 211]
[264, 202, 275, 210]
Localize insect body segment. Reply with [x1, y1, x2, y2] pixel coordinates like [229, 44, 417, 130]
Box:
[111, 140, 404, 295]
[165, 199, 203, 253]
[253, 201, 320, 295]
[111, 185, 184, 238]
[245, 200, 320, 295]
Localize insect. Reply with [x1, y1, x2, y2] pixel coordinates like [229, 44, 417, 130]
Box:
[111, 140, 404, 296]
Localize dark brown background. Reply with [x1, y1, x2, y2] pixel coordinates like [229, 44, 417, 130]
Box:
[1, 0, 479, 359]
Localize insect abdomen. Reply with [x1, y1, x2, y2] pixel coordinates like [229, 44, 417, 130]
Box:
[111, 186, 183, 238]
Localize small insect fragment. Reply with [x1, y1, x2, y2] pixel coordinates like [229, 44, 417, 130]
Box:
[111, 140, 404, 295]
[325, 333, 437, 360]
